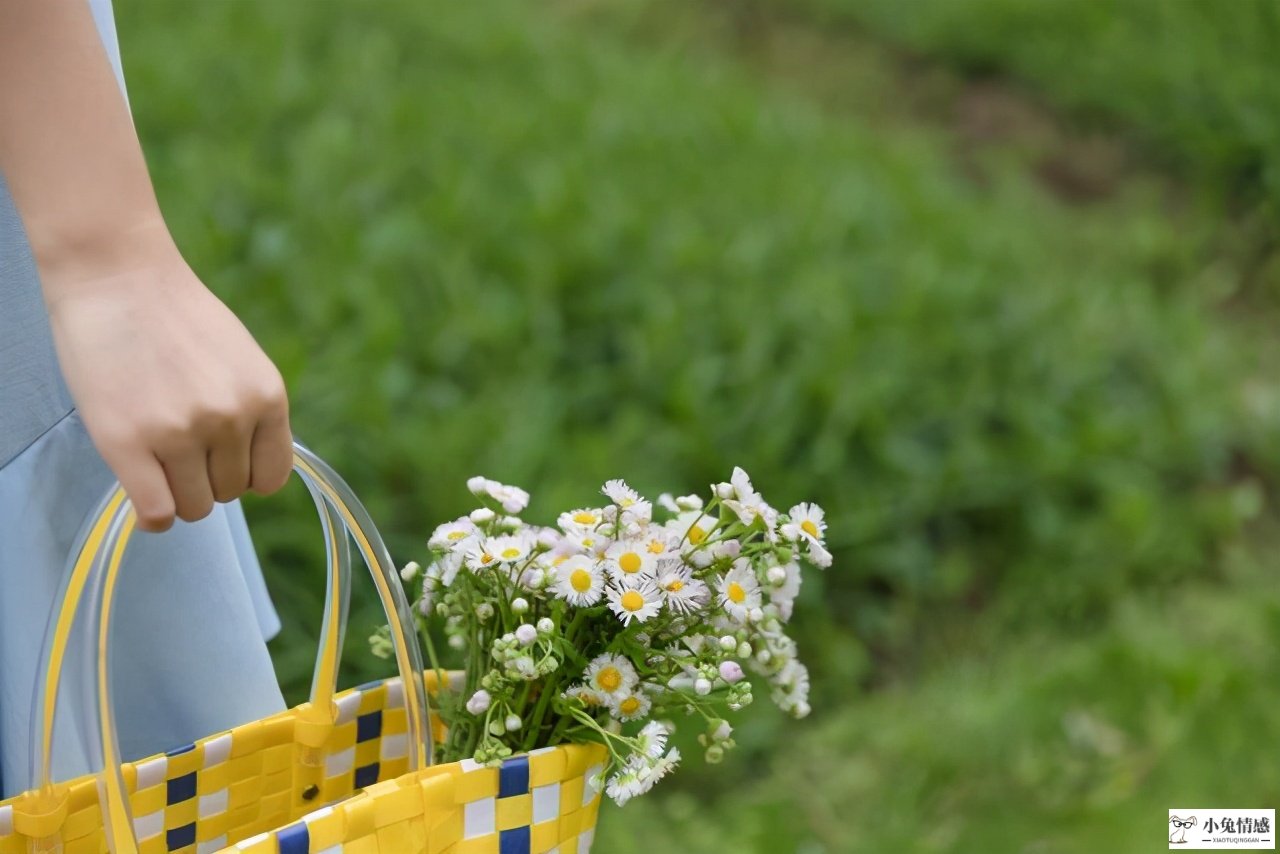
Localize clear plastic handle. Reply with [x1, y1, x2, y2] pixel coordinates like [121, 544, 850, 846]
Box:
[21, 441, 430, 853]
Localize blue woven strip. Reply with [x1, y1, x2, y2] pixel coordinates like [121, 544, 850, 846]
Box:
[357, 709, 383, 742]
[355, 762, 380, 788]
[166, 822, 196, 850]
[499, 755, 530, 798]
[499, 825, 532, 854]
[356, 678, 384, 691]
[278, 822, 309, 854]
[165, 742, 196, 757]
[166, 772, 196, 804]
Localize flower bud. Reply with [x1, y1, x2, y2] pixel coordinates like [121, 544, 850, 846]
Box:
[766, 565, 787, 586]
[511, 597, 529, 614]
[400, 561, 422, 582]
[448, 635, 467, 650]
[737, 641, 752, 658]
[515, 624, 538, 646]
[475, 603, 495, 621]
[748, 607, 765, 623]
[505, 713, 522, 732]
[694, 677, 712, 696]
[712, 720, 733, 742]
[488, 719, 506, 736]
[719, 635, 737, 651]
[705, 745, 724, 764]
[536, 528, 561, 550]
[470, 508, 495, 524]
[537, 617, 555, 634]
[467, 476, 489, 495]
[719, 661, 745, 684]
[714, 540, 741, 560]
[687, 549, 713, 568]
[714, 482, 735, 500]
[466, 690, 491, 715]
[676, 494, 703, 510]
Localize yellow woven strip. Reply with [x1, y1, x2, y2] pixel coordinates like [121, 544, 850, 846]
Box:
[530, 822, 559, 854]
[527, 750, 567, 788]
[495, 794, 532, 831]
[452, 768, 498, 804]
[456, 836, 500, 854]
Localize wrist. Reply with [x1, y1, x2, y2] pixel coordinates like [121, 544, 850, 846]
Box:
[32, 212, 183, 304]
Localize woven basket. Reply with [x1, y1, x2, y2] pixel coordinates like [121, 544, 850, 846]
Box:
[0, 443, 605, 854]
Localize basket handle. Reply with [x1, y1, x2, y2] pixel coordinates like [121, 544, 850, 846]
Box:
[18, 441, 431, 853]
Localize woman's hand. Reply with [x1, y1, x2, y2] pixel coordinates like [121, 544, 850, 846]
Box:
[45, 227, 293, 532]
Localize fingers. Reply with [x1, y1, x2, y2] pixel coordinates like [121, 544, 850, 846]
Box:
[249, 398, 293, 495]
[208, 421, 253, 503]
[159, 442, 216, 524]
[110, 448, 177, 532]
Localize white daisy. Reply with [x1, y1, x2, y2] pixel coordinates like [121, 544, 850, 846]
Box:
[486, 533, 531, 564]
[602, 479, 653, 525]
[563, 683, 606, 708]
[463, 539, 499, 572]
[428, 517, 477, 551]
[606, 579, 663, 626]
[425, 551, 464, 588]
[720, 466, 778, 533]
[565, 530, 611, 562]
[554, 555, 606, 606]
[584, 653, 639, 697]
[655, 561, 710, 615]
[638, 531, 679, 561]
[666, 510, 717, 546]
[717, 561, 762, 622]
[558, 507, 605, 533]
[605, 539, 657, 582]
[608, 690, 652, 722]
[466, 477, 531, 514]
[602, 479, 641, 507]
[636, 720, 669, 758]
[782, 502, 827, 545]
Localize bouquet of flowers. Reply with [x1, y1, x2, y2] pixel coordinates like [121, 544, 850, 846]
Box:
[374, 468, 828, 805]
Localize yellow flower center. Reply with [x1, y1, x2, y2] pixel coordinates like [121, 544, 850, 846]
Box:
[688, 525, 707, 544]
[620, 590, 646, 612]
[501, 547, 521, 559]
[618, 552, 642, 574]
[801, 520, 819, 538]
[619, 696, 641, 715]
[480, 553, 494, 565]
[727, 582, 746, 604]
[573, 511, 597, 525]
[571, 569, 593, 593]
[665, 579, 684, 592]
[447, 530, 467, 541]
[646, 539, 666, 554]
[552, 555, 569, 566]
[598, 667, 622, 692]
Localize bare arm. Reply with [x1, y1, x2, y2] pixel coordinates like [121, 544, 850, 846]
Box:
[0, 0, 293, 531]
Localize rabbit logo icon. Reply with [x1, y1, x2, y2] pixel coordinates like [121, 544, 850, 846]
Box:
[1170, 816, 1197, 845]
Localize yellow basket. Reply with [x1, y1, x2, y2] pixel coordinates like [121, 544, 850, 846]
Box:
[0, 444, 605, 854]
[0, 673, 604, 854]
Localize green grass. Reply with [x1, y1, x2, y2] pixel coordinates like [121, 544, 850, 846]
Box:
[108, 1, 1279, 850]
[788, 0, 1280, 244]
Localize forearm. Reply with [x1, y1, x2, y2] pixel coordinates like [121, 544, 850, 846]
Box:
[0, 0, 171, 295]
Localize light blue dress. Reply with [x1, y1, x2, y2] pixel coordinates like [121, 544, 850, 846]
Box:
[0, 0, 285, 798]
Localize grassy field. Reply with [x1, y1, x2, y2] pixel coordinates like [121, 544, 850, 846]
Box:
[113, 1, 1278, 850]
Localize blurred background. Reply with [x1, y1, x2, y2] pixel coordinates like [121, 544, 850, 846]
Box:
[117, 0, 1280, 850]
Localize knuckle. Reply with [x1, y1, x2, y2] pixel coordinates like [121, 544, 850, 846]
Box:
[193, 400, 244, 436]
[175, 500, 214, 523]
